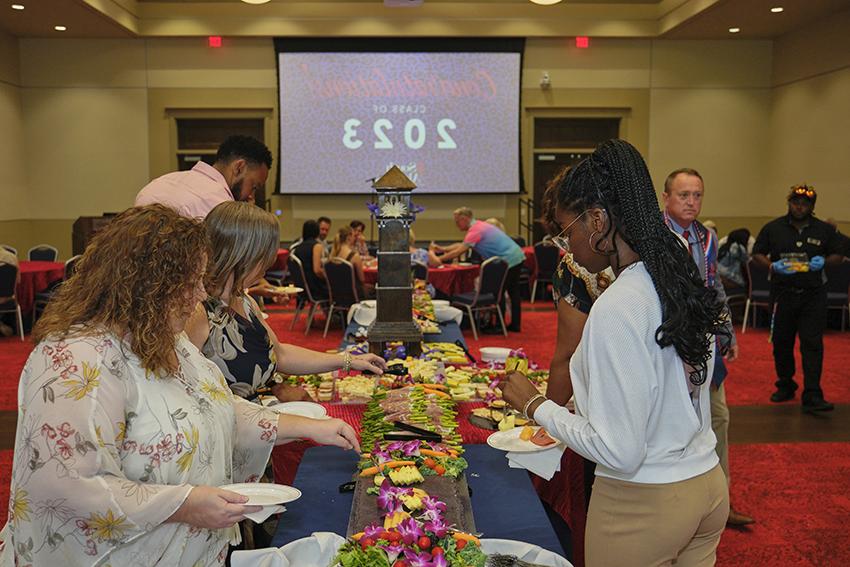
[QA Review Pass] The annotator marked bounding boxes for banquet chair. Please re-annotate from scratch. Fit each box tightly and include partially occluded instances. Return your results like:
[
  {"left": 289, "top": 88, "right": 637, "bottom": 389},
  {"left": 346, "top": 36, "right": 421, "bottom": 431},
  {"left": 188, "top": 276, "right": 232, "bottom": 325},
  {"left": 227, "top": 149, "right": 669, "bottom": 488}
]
[
  {"left": 0, "top": 262, "right": 24, "bottom": 340},
  {"left": 33, "top": 255, "right": 82, "bottom": 323},
  {"left": 531, "top": 241, "right": 561, "bottom": 303},
  {"left": 288, "top": 255, "right": 329, "bottom": 336},
  {"left": 323, "top": 258, "right": 360, "bottom": 338},
  {"left": 411, "top": 260, "right": 429, "bottom": 282},
  {"left": 825, "top": 259, "right": 850, "bottom": 331},
  {"left": 1, "top": 245, "right": 17, "bottom": 257},
  {"left": 742, "top": 259, "right": 771, "bottom": 333},
  {"left": 450, "top": 257, "right": 508, "bottom": 340},
  {"left": 27, "top": 244, "right": 59, "bottom": 262}
]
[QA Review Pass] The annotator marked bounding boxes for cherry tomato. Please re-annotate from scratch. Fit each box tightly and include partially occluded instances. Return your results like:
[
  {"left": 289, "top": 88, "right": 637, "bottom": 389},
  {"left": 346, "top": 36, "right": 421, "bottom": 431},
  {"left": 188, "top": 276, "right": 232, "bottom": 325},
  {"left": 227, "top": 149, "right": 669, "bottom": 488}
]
[
  {"left": 434, "top": 464, "right": 446, "bottom": 475},
  {"left": 360, "top": 537, "right": 375, "bottom": 550},
  {"left": 384, "top": 530, "right": 402, "bottom": 543},
  {"left": 455, "top": 538, "right": 467, "bottom": 550},
  {"left": 431, "top": 546, "right": 444, "bottom": 555},
  {"left": 418, "top": 536, "right": 431, "bottom": 550},
  {"left": 392, "top": 561, "right": 408, "bottom": 567}
]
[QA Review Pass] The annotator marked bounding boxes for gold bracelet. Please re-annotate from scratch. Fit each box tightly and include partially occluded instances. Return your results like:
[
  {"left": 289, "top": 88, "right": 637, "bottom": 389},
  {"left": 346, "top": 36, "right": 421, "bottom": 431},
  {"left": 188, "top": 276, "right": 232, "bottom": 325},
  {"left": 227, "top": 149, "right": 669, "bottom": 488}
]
[
  {"left": 342, "top": 350, "right": 352, "bottom": 373},
  {"left": 522, "top": 393, "right": 547, "bottom": 421}
]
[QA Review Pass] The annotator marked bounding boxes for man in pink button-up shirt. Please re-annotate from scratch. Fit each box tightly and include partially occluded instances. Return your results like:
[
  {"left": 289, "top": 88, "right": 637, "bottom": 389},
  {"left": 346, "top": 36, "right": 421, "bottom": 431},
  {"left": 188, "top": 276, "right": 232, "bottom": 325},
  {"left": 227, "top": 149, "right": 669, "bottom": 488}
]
[{"left": 135, "top": 135, "right": 272, "bottom": 219}]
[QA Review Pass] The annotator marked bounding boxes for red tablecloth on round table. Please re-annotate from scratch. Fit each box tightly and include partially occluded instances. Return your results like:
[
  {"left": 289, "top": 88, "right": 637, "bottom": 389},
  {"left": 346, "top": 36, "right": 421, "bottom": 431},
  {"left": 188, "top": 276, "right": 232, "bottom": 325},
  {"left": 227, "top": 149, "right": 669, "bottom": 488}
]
[
  {"left": 523, "top": 245, "right": 565, "bottom": 281},
  {"left": 17, "top": 261, "right": 64, "bottom": 314},
  {"left": 270, "top": 248, "right": 289, "bottom": 272},
  {"left": 363, "top": 264, "right": 480, "bottom": 296}
]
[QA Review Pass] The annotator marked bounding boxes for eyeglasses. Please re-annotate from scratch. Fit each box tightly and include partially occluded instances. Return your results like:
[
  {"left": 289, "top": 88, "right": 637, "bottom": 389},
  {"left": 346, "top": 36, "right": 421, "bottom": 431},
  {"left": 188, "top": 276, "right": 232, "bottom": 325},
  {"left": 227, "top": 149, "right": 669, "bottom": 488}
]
[
  {"left": 792, "top": 185, "right": 815, "bottom": 198},
  {"left": 552, "top": 210, "right": 589, "bottom": 252}
]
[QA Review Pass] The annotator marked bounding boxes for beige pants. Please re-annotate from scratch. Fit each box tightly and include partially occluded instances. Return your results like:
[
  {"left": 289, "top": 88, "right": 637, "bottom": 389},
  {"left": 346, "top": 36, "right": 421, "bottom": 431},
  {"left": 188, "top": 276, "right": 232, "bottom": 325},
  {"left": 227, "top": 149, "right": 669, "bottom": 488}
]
[
  {"left": 585, "top": 465, "right": 729, "bottom": 567},
  {"left": 710, "top": 383, "right": 730, "bottom": 483}
]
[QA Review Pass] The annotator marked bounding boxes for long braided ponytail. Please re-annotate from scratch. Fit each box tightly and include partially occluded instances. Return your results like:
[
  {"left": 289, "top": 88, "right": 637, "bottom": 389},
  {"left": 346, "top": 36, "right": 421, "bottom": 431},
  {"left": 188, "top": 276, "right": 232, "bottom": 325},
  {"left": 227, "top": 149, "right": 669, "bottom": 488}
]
[{"left": 556, "top": 140, "right": 728, "bottom": 385}]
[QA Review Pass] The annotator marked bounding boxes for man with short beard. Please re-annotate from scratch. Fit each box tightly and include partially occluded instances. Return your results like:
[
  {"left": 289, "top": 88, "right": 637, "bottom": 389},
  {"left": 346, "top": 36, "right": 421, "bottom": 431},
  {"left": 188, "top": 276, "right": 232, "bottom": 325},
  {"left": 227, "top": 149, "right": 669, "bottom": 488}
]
[
  {"left": 135, "top": 135, "right": 271, "bottom": 219},
  {"left": 752, "top": 185, "right": 844, "bottom": 412}
]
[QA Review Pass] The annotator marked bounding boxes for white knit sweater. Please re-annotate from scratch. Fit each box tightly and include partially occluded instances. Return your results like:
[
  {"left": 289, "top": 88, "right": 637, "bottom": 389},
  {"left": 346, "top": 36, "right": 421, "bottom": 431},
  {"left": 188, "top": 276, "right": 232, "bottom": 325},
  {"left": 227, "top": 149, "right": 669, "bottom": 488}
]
[{"left": 534, "top": 262, "right": 719, "bottom": 484}]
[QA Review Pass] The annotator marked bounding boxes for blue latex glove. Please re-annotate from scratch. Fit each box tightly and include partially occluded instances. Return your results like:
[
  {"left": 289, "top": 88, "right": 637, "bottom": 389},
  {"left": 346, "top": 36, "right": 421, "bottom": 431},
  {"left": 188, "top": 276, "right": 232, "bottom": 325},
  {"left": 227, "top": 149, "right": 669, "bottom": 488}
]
[
  {"left": 772, "top": 259, "right": 795, "bottom": 275},
  {"left": 809, "top": 255, "right": 825, "bottom": 271}
]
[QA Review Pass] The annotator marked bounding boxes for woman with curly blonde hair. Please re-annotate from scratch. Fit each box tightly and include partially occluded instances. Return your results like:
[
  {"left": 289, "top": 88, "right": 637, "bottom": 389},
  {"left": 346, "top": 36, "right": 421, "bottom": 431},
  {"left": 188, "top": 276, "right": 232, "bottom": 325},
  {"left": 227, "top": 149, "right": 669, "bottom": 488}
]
[{"left": 1, "top": 205, "right": 362, "bottom": 566}]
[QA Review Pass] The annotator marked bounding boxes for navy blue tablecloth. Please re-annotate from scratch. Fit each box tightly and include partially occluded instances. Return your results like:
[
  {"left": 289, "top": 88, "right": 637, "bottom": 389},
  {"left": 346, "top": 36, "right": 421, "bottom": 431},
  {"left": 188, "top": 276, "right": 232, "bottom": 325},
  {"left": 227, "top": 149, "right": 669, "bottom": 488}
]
[
  {"left": 340, "top": 320, "right": 467, "bottom": 350},
  {"left": 272, "top": 444, "right": 565, "bottom": 556}
]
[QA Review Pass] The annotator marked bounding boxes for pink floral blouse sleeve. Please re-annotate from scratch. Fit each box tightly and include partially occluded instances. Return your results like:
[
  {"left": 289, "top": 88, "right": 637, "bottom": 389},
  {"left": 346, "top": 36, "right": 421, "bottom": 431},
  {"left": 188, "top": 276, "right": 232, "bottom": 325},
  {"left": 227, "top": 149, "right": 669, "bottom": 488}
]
[
  {"left": 1, "top": 336, "right": 192, "bottom": 564},
  {"left": 230, "top": 397, "right": 278, "bottom": 483}
]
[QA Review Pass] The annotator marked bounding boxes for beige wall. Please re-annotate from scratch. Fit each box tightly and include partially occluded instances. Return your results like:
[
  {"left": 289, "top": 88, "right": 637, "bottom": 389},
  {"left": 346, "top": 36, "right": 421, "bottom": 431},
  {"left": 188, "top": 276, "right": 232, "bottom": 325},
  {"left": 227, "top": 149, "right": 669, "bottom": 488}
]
[
  {"left": 768, "top": 10, "right": 850, "bottom": 225},
  {"left": 1, "top": 25, "right": 847, "bottom": 256}
]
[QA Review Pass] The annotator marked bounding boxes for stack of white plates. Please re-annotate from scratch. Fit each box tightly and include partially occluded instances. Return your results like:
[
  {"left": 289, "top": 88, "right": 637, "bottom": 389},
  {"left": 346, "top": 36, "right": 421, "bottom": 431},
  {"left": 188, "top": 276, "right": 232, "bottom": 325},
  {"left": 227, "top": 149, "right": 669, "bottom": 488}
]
[{"left": 479, "top": 347, "right": 512, "bottom": 363}]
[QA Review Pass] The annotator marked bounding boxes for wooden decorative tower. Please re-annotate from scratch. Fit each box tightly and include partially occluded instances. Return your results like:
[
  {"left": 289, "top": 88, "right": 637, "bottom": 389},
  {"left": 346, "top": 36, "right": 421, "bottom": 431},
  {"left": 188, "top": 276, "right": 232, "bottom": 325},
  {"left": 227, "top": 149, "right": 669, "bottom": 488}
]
[{"left": 368, "top": 165, "right": 422, "bottom": 356}]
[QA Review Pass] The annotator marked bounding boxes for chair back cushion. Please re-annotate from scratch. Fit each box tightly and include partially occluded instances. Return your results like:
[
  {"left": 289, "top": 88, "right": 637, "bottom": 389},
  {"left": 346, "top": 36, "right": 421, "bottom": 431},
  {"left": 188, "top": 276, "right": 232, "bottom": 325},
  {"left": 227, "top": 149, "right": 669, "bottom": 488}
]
[
  {"left": 411, "top": 261, "right": 429, "bottom": 281},
  {"left": 325, "top": 259, "right": 359, "bottom": 306},
  {"left": 0, "top": 263, "right": 18, "bottom": 297},
  {"left": 29, "top": 245, "right": 58, "bottom": 262},
  {"left": 533, "top": 242, "right": 561, "bottom": 279},
  {"left": 479, "top": 257, "right": 508, "bottom": 299},
  {"left": 825, "top": 260, "right": 850, "bottom": 297},
  {"left": 288, "top": 255, "right": 318, "bottom": 303},
  {"left": 746, "top": 259, "right": 770, "bottom": 297}
]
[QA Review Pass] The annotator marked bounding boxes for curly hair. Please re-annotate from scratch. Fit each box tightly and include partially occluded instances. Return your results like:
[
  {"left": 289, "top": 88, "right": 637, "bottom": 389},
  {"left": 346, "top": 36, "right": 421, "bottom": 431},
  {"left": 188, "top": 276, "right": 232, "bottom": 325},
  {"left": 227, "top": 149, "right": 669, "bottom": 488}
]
[
  {"left": 204, "top": 201, "right": 280, "bottom": 301},
  {"left": 33, "top": 205, "right": 209, "bottom": 376},
  {"left": 539, "top": 166, "right": 571, "bottom": 236},
  {"left": 555, "top": 139, "right": 728, "bottom": 385}
]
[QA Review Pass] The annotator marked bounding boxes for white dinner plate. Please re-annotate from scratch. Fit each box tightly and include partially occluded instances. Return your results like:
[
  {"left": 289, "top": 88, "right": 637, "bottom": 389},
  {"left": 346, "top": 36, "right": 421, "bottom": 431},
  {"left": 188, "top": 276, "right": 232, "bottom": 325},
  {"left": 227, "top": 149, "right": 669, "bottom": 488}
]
[
  {"left": 486, "top": 427, "right": 560, "bottom": 453},
  {"left": 274, "top": 286, "right": 303, "bottom": 294},
  {"left": 457, "top": 262, "right": 473, "bottom": 266},
  {"left": 221, "top": 483, "right": 302, "bottom": 506},
  {"left": 431, "top": 300, "right": 450, "bottom": 307},
  {"left": 270, "top": 401, "right": 328, "bottom": 419}
]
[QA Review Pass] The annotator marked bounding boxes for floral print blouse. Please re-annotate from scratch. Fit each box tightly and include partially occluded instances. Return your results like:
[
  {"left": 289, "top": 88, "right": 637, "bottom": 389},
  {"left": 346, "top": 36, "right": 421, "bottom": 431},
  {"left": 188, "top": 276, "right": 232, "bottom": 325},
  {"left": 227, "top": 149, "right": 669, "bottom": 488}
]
[{"left": 0, "top": 331, "right": 279, "bottom": 566}]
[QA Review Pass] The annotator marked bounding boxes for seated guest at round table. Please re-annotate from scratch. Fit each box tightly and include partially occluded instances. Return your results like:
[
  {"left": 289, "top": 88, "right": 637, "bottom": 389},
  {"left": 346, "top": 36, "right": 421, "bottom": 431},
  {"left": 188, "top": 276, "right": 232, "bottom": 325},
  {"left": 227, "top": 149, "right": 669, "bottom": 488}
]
[
  {"left": 409, "top": 229, "right": 442, "bottom": 268},
  {"left": 501, "top": 140, "right": 730, "bottom": 567},
  {"left": 0, "top": 204, "right": 363, "bottom": 566},
  {"left": 717, "top": 228, "right": 750, "bottom": 293},
  {"left": 187, "top": 202, "right": 386, "bottom": 403},
  {"left": 349, "top": 219, "right": 372, "bottom": 260},
  {"left": 291, "top": 219, "right": 328, "bottom": 299},
  {"left": 329, "top": 225, "right": 371, "bottom": 298},
  {"left": 434, "top": 207, "right": 525, "bottom": 332}
]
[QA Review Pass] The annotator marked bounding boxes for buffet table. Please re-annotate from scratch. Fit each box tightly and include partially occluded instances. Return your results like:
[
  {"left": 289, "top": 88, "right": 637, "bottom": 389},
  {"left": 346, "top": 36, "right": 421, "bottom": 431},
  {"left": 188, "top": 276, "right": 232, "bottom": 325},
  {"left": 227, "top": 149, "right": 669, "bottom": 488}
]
[
  {"left": 363, "top": 264, "right": 480, "bottom": 297},
  {"left": 272, "top": 444, "right": 565, "bottom": 556}
]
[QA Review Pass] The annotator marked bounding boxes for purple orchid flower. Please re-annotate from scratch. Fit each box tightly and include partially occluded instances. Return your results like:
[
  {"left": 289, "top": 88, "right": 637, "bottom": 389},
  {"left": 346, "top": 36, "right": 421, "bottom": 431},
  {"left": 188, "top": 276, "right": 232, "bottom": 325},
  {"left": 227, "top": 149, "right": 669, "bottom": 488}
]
[
  {"left": 363, "top": 523, "right": 384, "bottom": 540},
  {"left": 372, "top": 443, "right": 393, "bottom": 464},
  {"left": 397, "top": 516, "right": 424, "bottom": 546},
  {"left": 410, "top": 202, "right": 425, "bottom": 214},
  {"left": 378, "top": 543, "right": 406, "bottom": 563},
  {"left": 378, "top": 479, "right": 413, "bottom": 515},
  {"left": 431, "top": 552, "right": 448, "bottom": 567},
  {"left": 400, "top": 439, "right": 421, "bottom": 457},
  {"left": 423, "top": 516, "right": 449, "bottom": 538},
  {"left": 367, "top": 202, "right": 380, "bottom": 216},
  {"left": 403, "top": 549, "right": 434, "bottom": 567}
]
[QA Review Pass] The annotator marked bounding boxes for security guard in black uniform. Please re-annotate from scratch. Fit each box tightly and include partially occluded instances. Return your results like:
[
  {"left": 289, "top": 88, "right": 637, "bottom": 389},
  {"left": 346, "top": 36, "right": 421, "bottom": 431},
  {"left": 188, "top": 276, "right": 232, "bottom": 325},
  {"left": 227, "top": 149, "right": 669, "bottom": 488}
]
[{"left": 752, "top": 185, "right": 844, "bottom": 412}]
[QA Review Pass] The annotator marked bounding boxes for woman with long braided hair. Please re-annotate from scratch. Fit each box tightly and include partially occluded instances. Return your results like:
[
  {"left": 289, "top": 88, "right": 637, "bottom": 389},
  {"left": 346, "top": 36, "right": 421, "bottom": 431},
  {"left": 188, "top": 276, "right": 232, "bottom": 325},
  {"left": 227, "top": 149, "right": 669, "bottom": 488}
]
[{"left": 502, "top": 140, "right": 730, "bottom": 566}]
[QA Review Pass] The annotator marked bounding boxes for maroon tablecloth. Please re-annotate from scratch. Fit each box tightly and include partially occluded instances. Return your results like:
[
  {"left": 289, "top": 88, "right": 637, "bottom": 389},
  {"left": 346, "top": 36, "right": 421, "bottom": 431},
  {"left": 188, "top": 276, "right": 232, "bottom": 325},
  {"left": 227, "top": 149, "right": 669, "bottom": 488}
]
[
  {"left": 270, "top": 248, "right": 289, "bottom": 272},
  {"left": 17, "top": 261, "right": 64, "bottom": 314},
  {"left": 364, "top": 264, "right": 480, "bottom": 296}
]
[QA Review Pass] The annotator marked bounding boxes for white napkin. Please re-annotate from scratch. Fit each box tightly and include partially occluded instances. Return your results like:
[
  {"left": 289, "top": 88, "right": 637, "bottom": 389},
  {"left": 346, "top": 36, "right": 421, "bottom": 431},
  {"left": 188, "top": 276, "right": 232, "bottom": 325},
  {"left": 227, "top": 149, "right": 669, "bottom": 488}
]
[
  {"left": 434, "top": 305, "right": 463, "bottom": 325},
  {"left": 506, "top": 445, "right": 565, "bottom": 481},
  {"left": 347, "top": 303, "right": 376, "bottom": 326},
  {"left": 231, "top": 532, "right": 346, "bottom": 567},
  {"left": 244, "top": 505, "right": 286, "bottom": 524}
]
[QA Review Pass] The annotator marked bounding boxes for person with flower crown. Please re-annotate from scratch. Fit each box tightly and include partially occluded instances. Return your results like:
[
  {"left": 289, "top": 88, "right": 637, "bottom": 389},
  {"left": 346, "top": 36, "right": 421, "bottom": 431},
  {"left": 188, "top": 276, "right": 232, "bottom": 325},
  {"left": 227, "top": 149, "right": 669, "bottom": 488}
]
[{"left": 752, "top": 184, "right": 844, "bottom": 413}]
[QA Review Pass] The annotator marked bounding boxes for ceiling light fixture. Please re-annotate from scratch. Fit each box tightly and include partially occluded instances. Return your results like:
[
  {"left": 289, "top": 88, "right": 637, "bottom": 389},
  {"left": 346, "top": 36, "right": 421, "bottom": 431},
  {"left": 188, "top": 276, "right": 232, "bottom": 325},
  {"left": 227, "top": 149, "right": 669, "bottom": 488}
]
[
  {"left": 54, "top": 25, "right": 67, "bottom": 31},
  {"left": 240, "top": 0, "right": 272, "bottom": 4},
  {"left": 11, "top": 4, "right": 24, "bottom": 10},
  {"left": 728, "top": 27, "right": 741, "bottom": 33},
  {"left": 529, "top": 0, "right": 562, "bottom": 5},
  {"left": 770, "top": 7, "right": 784, "bottom": 13}
]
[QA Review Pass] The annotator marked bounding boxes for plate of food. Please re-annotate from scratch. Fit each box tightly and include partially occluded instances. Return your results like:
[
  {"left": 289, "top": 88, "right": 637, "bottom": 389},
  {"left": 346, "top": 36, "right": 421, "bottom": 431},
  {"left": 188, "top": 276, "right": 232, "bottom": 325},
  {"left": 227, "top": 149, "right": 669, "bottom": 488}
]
[
  {"left": 220, "top": 482, "right": 301, "bottom": 505},
  {"left": 487, "top": 426, "right": 559, "bottom": 453},
  {"left": 274, "top": 285, "right": 303, "bottom": 295},
  {"left": 269, "top": 401, "right": 328, "bottom": 419}
]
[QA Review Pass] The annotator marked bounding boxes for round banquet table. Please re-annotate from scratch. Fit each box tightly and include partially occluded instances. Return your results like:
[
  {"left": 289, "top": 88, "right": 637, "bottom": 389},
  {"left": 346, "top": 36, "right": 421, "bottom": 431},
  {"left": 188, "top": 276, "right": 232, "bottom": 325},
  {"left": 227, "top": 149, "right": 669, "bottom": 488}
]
[
  {"left": 17, "top": 261, "right": 65, "bottom": 314},
  {"left": 363, "top": 263, "right": 479, "bottom": 296},
  {"left": 270, "top": 248, "right": 290, "bottom": 272}
]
